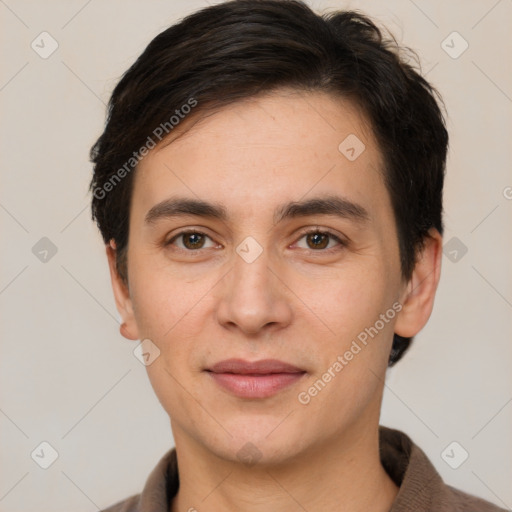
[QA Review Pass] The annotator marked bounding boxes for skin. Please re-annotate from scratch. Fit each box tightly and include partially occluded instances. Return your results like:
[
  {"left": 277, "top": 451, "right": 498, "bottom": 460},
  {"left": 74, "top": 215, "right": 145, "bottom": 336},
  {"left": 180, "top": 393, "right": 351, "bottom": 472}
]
[{"left": 107, "top": 89, "right": 442, "bottom": 512}]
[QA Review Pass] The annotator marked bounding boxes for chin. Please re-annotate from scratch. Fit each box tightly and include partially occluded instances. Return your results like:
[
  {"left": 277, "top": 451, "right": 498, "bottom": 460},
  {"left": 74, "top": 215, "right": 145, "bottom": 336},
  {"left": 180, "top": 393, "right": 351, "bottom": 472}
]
[{"left": 205, "top": 416, "right": 309, "bottom": 466}]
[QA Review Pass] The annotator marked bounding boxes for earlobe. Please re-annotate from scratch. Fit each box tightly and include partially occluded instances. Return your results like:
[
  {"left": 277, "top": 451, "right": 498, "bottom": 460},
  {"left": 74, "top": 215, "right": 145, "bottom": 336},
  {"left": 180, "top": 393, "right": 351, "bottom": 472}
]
[
  {"left": 106, "top": 240, "right": 140, "bottom": 341},
  {"left": 394, "top": 229, "right": 442, "bottom": 338}
]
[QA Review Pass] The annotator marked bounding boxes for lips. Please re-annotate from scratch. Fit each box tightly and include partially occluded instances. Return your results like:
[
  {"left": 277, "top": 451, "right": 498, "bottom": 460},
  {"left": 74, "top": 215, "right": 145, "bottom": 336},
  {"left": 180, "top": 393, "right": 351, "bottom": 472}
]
[
  {"left": 206, "top": 358, "right": 306, "bottom": 398},
  {"left": 208, "top": 358, "right": 304, "bottom": 375}
]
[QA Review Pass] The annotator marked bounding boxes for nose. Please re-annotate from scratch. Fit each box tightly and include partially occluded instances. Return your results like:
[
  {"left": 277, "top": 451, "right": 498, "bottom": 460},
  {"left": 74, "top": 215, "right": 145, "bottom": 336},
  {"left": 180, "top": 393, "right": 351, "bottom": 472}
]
[{"left": 215, "top": 245, "right": 293, "bottom": 336}]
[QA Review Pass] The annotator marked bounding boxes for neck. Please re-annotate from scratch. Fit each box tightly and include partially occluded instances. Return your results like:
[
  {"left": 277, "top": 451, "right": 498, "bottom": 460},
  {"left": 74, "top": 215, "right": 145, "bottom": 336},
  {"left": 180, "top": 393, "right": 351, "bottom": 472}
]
[{"left": 170, "top": 422, "right": 398, "bottom": 512}]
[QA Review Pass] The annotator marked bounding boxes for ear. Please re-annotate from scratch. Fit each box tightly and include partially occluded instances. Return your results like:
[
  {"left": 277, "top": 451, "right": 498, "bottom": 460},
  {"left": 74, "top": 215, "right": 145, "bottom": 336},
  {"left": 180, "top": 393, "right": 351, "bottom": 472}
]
[
  {"left": 106, "top": 240, "right": 140, "bottom": 341},
  {"left": 394, "top": 228, "right": 442, "bottom": 338}
]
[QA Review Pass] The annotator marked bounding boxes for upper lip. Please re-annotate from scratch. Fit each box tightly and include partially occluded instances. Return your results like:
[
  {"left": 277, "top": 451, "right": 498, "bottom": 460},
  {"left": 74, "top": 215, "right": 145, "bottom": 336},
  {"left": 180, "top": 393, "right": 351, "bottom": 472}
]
[{"left": 207, "top": 358, "right": 305, "bottom": 374}]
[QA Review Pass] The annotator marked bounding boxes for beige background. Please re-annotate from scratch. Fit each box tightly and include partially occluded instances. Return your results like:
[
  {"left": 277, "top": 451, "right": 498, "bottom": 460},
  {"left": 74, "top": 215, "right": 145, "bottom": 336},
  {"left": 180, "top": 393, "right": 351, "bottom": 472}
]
[{"left": 1, "top": 0, "right": 511, "bottom": 510}]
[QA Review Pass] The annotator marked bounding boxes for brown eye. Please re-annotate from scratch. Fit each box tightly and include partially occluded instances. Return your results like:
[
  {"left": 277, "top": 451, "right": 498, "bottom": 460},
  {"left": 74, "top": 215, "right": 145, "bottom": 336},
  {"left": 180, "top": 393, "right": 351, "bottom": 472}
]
[
  {"left": 305, "top": 232, "right": 329, "bottom": 250},
  {"left": 294, "top": 229, "right": 345, "bottom": 252},
  {"left": 182, "top": 232, "right": 205, "bottom": 249},
  {"left": 167, "top": 231, "right": 216, "bottom": 251}
]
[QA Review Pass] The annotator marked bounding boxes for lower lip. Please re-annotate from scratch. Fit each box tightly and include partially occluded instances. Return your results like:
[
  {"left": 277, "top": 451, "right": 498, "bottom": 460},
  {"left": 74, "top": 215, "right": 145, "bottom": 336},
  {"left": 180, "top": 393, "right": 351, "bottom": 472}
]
[{"left": 207, "top": 372, "right": 306, "bottom": 398}]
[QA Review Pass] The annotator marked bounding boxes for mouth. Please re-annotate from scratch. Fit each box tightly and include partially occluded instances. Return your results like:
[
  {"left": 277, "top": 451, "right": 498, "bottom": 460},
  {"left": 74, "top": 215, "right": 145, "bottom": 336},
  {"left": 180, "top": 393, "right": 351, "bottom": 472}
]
[{"left": 205, "top": 358, "right": 307, "bottom": 399}]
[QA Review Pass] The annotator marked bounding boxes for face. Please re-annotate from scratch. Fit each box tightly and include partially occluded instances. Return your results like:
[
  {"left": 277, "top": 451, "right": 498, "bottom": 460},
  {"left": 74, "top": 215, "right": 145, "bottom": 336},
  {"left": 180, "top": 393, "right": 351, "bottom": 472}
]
[{"left": 109, "top": 89, "right": 440, "bottom": 464}]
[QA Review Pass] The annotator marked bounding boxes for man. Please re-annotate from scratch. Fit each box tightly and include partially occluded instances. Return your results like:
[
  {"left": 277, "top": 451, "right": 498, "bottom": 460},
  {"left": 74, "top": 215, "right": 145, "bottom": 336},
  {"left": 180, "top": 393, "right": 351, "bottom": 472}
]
[{"left": 90, "top": 1, "right": 506, "bottom": 510}]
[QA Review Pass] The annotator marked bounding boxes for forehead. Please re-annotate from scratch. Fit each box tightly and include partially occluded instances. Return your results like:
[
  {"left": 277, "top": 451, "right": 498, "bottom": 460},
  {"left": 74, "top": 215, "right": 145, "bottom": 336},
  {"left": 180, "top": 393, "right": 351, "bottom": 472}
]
[
  {"left": 133, "top": 89, "right": 388, "bottom": 222},
  {"left": 157, "top": 90, "right": 375, "bottom": 159}
]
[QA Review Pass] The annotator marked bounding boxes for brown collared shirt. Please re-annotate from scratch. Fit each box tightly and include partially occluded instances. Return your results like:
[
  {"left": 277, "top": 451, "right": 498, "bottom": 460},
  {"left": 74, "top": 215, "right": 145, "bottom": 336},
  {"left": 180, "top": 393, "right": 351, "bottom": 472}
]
[{"left": 101, "top": 427, "right": 507, "bottom": 512}]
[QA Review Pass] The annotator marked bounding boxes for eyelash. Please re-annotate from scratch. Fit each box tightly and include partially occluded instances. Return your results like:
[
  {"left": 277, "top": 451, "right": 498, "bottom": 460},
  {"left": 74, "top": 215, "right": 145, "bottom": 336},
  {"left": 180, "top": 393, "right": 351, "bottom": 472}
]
[{"left": 165, "top": 228, "right": 346, "bottom": 254}]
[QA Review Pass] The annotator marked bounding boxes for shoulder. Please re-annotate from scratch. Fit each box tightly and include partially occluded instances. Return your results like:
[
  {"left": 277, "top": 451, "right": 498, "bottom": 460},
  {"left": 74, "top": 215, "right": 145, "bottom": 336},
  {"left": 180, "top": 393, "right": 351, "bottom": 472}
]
[
  {"left": 99, "top": 448, "right": 178, "bottom": 512},
  {"left": 436, "top": 484, "right": 508, "bottom": 512},
  {"left": 379, "top": 426, "right": 508, "bottom": 512}
]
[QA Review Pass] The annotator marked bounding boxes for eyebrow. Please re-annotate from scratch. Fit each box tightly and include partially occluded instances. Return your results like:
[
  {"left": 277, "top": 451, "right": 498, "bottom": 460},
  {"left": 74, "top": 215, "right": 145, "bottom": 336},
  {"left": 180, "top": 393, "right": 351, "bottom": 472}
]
[
  {"left": 273, "top": 195, "right": 369, "bottom": 224},
  {"left": 144, "top": 195, "right": 369, "bottom": 225}
]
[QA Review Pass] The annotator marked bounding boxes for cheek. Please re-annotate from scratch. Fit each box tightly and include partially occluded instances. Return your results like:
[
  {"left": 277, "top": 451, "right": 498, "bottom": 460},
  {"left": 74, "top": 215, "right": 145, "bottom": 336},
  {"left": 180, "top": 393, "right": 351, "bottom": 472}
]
[
  {"left": 301, "top": 264, "right": 396, "bottom": 343},
  {"left": 128, "top": 258, "right": 219, "bottom": 382},
  {"left": 130, "top": 270, "right": 210, "bottom": 415},
  {"left": 128, "top": 250, "right": 199, "bottom": 335},
  {"left": 294, "top": 270, "right": 397, "bottom": 425}
]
